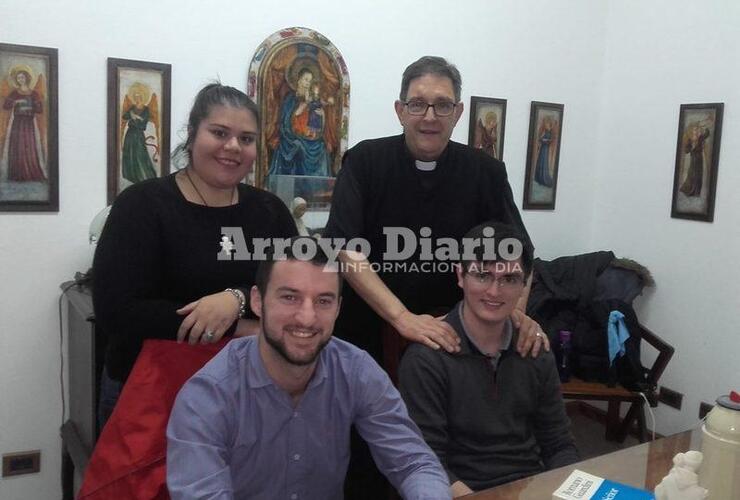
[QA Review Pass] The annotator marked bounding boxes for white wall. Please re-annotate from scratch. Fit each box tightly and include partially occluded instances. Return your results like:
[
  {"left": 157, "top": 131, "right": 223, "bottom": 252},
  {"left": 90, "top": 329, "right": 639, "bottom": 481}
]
[
  {"left": 4, "top": 0, "right": 734, "bottom": 497},
  {"left": 590, "top": 0, "right": 740, "bottom": 435}
]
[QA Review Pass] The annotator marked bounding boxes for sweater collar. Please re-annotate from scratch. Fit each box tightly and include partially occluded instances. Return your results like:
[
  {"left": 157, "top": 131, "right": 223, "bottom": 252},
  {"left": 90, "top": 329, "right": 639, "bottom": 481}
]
[{"left": 446, "top": 301, "right": 516, "bottom": 357}]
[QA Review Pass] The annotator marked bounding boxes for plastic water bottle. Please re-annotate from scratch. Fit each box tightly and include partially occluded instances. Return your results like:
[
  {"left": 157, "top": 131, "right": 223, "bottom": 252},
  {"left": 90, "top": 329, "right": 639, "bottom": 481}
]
[{"left": 558, "top": 330, "right": 572, "bottom": 382}]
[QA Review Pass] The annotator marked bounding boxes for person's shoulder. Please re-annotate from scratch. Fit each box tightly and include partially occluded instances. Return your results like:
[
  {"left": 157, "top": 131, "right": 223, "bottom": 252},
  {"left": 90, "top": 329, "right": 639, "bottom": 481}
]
[
  {"left": 449, "top": 140, "right": 507, "bottom": 172},
  {"left": 343, "top": 135, "right": 403, "bottom": 164},
  {"left": 321, "top": 338, "right": 395, "bottom": 384},
  {"left": 239, "top": 183, "right": 284, "bottom": 206},
  {"left": 348, "top": 134, "right": 403, "bottom": 154},
  {"left": 116, "top": 174, "right": 173, "bottom": 201},
  {"left": 109, "top": 174, "right": 177, "bottom": 216},
  {"left": 238, "top": 185, "right": 293, "bottom": 217},
  {"left": 322, "top": 337, "right": 374, "bottom": 368},
  {"left": 508, "top": 338, "right": 556, "bottom": 370},
  {"left": 402, "top": 341, "right": 447, "bottom": 368},
  {"left": 195, "top": 337, "right": 255, "bottom": 385}
]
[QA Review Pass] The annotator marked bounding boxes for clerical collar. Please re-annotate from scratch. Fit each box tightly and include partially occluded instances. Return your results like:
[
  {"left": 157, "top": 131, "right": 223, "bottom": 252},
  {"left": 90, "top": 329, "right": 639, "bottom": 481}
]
[{"left": 415, "top": 159, "right": 437, "bottom": 171}]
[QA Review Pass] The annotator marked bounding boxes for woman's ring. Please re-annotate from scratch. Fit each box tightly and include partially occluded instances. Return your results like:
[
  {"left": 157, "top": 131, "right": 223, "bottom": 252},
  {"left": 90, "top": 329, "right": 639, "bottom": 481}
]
[
  {"left": 204, "top": 331, "right": 215, "bottom": 342},
  {"left": 535, "top": 331, "right": 543, "bottom": 338}
]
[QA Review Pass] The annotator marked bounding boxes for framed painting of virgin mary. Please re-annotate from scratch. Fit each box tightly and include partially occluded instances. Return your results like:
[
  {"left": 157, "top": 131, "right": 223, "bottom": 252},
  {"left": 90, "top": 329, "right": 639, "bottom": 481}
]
[
  {"left": 0, "top": 42, "right": 58, "bottom": 212},
  {"left": 523, "top": 101, "right": 564, "bottom": 210},
  {"left": 248, "top": 27, "right": 350, "bottom": 216}
]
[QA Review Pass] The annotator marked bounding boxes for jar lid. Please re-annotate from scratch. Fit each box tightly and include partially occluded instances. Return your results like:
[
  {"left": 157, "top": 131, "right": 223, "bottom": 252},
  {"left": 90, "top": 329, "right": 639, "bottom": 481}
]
[{"left": 716, "top": 392, "right": 740, "bottom": 411}]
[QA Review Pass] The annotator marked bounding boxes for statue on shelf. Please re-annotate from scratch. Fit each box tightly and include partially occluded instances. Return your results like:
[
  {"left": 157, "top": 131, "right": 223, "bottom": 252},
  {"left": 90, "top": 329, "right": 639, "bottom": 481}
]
[{"left": 290, "top": 196, "right": 309, "bottom": 236}]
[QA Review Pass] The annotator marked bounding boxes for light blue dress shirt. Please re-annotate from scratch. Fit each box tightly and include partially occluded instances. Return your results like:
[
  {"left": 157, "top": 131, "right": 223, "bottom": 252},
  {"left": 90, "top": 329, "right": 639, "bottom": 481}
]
[{"left": 167, "top": 336, "right": 451, "bottom": 500}]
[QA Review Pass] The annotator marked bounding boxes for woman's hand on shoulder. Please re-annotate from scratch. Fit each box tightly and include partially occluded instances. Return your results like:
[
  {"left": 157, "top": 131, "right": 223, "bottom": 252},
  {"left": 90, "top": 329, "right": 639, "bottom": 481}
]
[{"left": 176, "top": 291, "right": 241, "bottom": 344}]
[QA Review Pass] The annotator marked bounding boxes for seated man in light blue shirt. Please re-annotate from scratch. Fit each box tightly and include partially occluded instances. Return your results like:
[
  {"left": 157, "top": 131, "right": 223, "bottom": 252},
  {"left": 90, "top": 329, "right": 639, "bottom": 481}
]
[{"left": 167, "top": 237, "right": 451, "bottom": 500}]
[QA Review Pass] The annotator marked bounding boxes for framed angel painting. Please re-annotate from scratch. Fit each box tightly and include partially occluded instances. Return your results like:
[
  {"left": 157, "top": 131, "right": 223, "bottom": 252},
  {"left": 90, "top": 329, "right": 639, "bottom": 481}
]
[
  {"left": 0, "top": 43, "right": 58, "bottom": 211},
  {"left": 107, "top": 58, "right": 170, "bottom": 204},
  {"left": 523, "top": 101, "right": 564, "bottom": 210},
  {"left": 468, "top": 96, "right": 506, "bottom": 161}
]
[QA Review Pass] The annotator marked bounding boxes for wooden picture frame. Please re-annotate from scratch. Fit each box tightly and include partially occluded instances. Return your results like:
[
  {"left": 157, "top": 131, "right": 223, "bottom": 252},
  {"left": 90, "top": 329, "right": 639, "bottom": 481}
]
[
  {"left": 523, "top": 101, "right": 564, "bottom": 210},
  {"left": 670, "top": 103, "right": 723, "bottom": 222},
  {"left": 0, "top": 42, "right": 58, "bottom": 212},
  {"left": 107, "top": 57, "right": 171, "bottom": 204},
  {"left": 468, "top": 96, "right": 506, "bottom": 161}
]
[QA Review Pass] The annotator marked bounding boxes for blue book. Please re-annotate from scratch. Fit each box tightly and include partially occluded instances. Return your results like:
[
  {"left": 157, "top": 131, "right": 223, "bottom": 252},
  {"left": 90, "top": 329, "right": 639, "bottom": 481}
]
[{"left": 553, "top": 470, "right": 655, "bottom": 499}]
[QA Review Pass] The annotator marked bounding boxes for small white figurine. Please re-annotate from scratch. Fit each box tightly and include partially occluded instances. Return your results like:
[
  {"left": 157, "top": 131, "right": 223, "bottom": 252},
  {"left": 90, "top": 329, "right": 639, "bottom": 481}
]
[
  {"left": 291, "top": 197, "right": 310, "bottom": 236},
  {"left": 655, "top": 451, "right": 708, "bottom": 500},
  {"left": 219, "top": 235, "right": 235, "bottom": 255}
]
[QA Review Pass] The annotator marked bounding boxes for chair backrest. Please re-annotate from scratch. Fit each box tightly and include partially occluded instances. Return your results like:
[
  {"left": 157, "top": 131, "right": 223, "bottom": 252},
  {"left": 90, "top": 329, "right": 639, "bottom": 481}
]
[
  {"left": 639, "top": 324, "right": 674, "bottom": 404},
  {"left": 381, "top": 322, "right": 410, "bottom": 386}
]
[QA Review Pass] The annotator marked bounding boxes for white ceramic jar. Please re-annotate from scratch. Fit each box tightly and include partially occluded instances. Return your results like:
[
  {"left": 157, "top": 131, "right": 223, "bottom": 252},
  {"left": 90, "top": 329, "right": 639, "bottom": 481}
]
[{"left": 699, "top": 392, "right": 740, "bottom": 499}]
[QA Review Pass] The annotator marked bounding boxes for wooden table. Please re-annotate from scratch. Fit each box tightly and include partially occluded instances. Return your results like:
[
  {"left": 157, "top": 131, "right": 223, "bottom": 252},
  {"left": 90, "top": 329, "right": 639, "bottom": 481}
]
[{"left": 464, "top": 428, "right": 701, "bottom": 499}]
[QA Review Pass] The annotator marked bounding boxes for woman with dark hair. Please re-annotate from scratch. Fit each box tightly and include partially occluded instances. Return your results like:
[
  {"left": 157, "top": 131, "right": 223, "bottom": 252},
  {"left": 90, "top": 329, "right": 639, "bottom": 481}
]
[{"left": 93, "top": 83, "right": 297, "bottom": 426}]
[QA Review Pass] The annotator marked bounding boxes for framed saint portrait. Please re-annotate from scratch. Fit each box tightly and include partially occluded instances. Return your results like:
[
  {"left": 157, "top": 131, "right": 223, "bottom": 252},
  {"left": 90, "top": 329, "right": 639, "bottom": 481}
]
[
  {"left": 0, "top": 42, "right": 58, "bottom": 212},
  {"left": 468, "top": 96, "right": 507, "bottom": 161},
  {"left": 523, "top": 101, "right": 564, "bottom": 210},
  {"left": 670, "top": 103, "right": 723, "bottom": 222},
  {"left": 107, "top": 58, "right": 171, "bottom": 204},
  {"left": 248, "top": 27, "right": 349, "bottom": 216}
]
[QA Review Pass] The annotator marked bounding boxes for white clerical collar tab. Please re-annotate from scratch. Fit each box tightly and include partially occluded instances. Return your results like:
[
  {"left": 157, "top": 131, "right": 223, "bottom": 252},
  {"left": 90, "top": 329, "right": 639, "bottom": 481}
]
[{"left": 415, "top": 160, "right": 437, "bottom": 171}]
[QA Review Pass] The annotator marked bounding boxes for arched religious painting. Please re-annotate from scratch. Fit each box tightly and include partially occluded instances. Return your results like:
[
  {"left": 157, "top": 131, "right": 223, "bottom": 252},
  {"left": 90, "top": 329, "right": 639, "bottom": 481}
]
[{"left": 248, "top": 27, "right": 349, "bottom": 213}]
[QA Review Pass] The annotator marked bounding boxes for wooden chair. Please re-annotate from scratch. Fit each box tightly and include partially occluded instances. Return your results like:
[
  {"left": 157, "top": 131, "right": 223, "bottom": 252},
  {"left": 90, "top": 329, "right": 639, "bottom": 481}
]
[
  {"left": 381, "top": 322, "right": 411, "bottom": 386},
  {"left": 561, "top": 324, "right": 674, "bottom": 443}
]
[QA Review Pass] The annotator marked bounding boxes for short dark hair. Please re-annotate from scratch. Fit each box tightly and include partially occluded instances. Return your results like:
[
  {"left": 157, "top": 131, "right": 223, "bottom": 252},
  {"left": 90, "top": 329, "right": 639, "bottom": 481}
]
[
  {"left": 255, "top": 237, "right": 343, "bottom": 295},
  {"left": 399, "top": 56, "right": 462, "bottom": 102},
  {"left": 459, "top": 221, "right": 533, "bottom": 278},
  {"left": 183, "top": 83, "right": 259, "bottom": 162}
]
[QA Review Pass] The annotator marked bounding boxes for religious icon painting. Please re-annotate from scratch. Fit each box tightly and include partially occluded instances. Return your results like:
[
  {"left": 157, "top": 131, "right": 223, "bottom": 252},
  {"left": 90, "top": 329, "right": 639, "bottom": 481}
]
[
  {"left": 523, "top": 101, "right": 564, "bottom": 210},
  {"left": 0, "top": 43, "right": 58, "bottom": 212},
  {"left": 670, "top": 103, "right": 723, "bottom": 222},
  {"left": 248, "top": 27, "right": 349, "bottom": 214},
  {"left": 107, "top": 58, "right": 171, "bottom": 204},
  {"left": 468, "top": 96, "right": 507, "bottom": 161}
]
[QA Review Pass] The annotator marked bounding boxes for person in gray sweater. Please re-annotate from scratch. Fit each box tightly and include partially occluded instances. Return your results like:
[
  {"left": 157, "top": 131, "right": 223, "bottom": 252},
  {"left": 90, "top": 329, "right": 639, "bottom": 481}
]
[{"left": 399, "top": 221, "right": 579, "bottom": 497}]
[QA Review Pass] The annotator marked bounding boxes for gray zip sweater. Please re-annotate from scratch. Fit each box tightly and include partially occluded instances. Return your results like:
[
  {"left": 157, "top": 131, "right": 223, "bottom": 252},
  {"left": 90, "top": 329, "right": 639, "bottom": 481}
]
[{"left": 398, "top": 302, "right": 579, "bottom": 490}]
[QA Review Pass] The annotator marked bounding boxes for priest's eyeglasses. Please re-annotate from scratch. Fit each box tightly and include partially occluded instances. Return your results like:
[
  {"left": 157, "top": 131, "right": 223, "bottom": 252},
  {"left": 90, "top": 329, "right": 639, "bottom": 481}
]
[{"left": 403, "top": 99, "right": 457, "bottom": 117}]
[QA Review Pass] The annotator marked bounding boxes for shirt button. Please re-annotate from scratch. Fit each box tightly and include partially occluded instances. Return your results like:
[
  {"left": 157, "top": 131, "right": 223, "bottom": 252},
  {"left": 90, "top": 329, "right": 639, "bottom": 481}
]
[
  {"left": 293, "top": 411, "right": 298, "bottom": 418},
  {"left": 293, "top": 453, "right": 301, "bottom": 461},
  {"left": 290, "top": 494, "right": 298, "bottom": 500}
]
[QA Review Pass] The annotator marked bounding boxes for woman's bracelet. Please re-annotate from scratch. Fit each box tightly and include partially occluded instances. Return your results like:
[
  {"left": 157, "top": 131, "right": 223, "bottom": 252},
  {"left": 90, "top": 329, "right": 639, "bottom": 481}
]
[{"left": 225, "top": 288, "right": 246, "bottom": 318}]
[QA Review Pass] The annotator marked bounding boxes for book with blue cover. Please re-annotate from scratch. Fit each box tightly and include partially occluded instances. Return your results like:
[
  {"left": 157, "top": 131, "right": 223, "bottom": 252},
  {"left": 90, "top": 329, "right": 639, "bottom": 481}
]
[{"left": 553, "top": 470, "right": 655, "bottom": 499}]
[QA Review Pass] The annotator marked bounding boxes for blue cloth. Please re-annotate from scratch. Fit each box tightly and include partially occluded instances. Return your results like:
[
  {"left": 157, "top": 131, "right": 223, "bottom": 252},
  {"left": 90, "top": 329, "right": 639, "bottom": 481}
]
[
  {"left": 167, "top": 336, "right": 450, "bottom": 500},
  {"left": 607, "top": 310, "right": 630, "bottom": 366},
  {"left": 268, "top": 92, "right": 330, "bottom": 177}
]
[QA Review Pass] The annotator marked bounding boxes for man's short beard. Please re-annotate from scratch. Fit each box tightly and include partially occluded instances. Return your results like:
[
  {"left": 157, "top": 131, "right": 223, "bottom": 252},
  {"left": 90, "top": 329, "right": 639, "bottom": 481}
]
[{"left": 261, "top": 304, "right": 330, "bottom": 366}]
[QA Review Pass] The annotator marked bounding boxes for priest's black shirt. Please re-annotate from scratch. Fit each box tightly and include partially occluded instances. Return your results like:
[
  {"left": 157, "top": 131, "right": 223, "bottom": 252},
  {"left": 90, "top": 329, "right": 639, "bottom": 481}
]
[{"left": 324, "top": 134, "right": 531, "bottom": 360}]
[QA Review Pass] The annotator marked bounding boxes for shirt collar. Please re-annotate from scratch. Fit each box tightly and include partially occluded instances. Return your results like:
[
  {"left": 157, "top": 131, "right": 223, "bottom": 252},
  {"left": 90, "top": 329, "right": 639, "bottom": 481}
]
[
  {"left": 247, "top": 336, "right": 329, "bottom": 389},
  {"left": 452, "top": 302, "right": 513, "bottom": 357}
]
